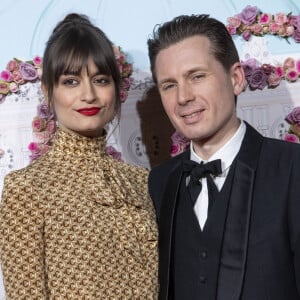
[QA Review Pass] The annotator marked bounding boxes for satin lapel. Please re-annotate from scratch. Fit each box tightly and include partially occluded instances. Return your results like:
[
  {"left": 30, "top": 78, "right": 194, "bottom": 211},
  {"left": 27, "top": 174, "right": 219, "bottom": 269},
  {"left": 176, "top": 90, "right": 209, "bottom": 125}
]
[
  {"left": 159, "top": 151, "right": 189, "bottom": 300},
  {"left": 217, "top": 123, "right": 263, "bottom": 300}
]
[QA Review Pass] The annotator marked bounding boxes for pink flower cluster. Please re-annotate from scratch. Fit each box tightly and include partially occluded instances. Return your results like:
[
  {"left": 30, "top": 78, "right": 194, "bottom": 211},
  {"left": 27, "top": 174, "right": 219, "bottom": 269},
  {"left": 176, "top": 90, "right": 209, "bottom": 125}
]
[
  {"left": 227, "top": 5, "right": 300, "bottom": 43},
  {"left": 170, "top": 131, "right": 190, "bottom": 157},
  {"left": 28, "top": 101, "right": 56, "bottom": 162},
  {"left": 113, "top": 46, "right": 133, "bottom": 102},
  {"left": 0, "top": 56, "right": 42, "bottom": 102},
  {"left": 242, "top": 57, "right": 300, "bottom": 90},
  {"left": 283, "top": 106, "right": 300, "bottom": 144}
]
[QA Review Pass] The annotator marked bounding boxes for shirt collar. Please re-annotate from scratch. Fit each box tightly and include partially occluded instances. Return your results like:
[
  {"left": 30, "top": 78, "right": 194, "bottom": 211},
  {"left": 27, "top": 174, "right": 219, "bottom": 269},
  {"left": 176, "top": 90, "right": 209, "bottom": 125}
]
[{"left": 190, "top": 120, "right": 246, "bottom": 176}]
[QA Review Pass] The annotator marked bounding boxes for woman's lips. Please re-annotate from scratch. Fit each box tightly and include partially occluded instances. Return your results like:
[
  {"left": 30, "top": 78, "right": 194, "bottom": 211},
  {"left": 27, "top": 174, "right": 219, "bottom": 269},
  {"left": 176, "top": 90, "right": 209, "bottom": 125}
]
[{"left": 76, "top": 107, "right": 100, "bottom": 116}]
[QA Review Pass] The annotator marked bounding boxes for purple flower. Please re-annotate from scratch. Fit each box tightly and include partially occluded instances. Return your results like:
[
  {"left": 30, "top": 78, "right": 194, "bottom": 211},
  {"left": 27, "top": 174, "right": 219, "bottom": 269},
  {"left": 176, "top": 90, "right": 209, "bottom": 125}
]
[
  {"left": 105, "top": 145, "right": 123, "bottom": 161},
  {"left": 37, "top": 102, "right": 51, "bottom": 119},
  {"left": 242, "top": 59, "right": 257, "bottom": 78},
  {"left": 293, "top": 29, "right": 300, "bottom": 43},
  {"left": 242, "top": 30, "right": 252, "bottom": 41},
  {"left": 238, "top": 5, "right": 259, "bottom": 25},
  {"left": 285, "top": 106, "right": 300, "bottom": 125},
  {"left": 248, "top": 68, "right": 268, "bottom": 90},
  {"left": 19, "top": 62, "right": 38, "bottom": 81}
]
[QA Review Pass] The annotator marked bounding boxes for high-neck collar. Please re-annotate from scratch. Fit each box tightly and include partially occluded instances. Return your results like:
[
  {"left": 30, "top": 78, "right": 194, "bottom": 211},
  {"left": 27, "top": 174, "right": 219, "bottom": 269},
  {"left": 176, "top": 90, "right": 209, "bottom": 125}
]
[{"left": 51, "top": 127, "right": 107, "bottom": 158}]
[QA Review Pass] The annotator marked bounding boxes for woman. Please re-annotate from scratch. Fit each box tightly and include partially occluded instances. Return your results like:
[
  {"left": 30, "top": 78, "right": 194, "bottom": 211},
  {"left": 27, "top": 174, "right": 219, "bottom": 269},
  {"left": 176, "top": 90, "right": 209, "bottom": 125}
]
[{"left": 0, "top": 13, "right": 158, "bottom": 299}]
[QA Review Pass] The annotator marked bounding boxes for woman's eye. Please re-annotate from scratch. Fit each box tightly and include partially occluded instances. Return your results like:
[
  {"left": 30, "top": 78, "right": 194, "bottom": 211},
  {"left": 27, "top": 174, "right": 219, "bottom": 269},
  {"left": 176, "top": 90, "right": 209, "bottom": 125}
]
[
  {"left": 62, "top": 78, "right": 78, "bottom": 86},
  {"left": 94, "top": 77, "right": 110, "bottom": 85}
]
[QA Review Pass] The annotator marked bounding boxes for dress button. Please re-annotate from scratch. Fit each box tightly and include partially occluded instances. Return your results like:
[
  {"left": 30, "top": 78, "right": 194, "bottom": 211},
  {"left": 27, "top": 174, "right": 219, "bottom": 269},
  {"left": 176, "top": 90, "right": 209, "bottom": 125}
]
[
  {"left": 199, "top": 276, "right": 207, "bottom": 283},
  {"left": 200, "top": 251, "right": 207, "bottom": 259}
]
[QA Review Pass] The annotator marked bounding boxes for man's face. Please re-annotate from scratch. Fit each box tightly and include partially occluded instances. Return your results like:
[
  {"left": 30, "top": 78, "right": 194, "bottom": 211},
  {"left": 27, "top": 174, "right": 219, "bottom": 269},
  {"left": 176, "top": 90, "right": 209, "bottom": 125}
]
[{"left": 155, "top": 35, "right": 244, "bottom": 154}]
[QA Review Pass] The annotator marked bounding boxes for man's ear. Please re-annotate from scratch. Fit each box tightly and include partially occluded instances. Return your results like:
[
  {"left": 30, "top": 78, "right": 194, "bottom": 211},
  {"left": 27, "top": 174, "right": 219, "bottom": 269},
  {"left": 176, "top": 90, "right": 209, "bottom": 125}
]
[{"left": 230, "top": 62, "right": 246, "bottom": 96}]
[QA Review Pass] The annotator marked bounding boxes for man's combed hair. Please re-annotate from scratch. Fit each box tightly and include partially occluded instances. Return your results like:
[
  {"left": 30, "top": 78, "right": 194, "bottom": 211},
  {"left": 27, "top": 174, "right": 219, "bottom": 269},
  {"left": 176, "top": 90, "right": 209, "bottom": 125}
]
[{"left": 147, "top": 14, "right": 240, "bottom": 82}]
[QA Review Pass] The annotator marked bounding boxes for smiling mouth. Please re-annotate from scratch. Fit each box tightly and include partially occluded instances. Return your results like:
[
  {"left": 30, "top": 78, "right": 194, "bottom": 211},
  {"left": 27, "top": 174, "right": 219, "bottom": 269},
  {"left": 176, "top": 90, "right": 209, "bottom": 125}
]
[{"left": 76, "top": 108, "right": 100, "bottom": 116}]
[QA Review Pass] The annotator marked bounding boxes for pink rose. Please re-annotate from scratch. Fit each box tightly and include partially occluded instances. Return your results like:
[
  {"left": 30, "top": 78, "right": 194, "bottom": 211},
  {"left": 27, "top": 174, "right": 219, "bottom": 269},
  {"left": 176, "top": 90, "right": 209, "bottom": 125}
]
[
  {"left": 9, "top": 82, "right": 19, "bottom": 93},
  {"left": 259, "top": 13, "right": 272, "bottom": 25},
  {"left": 170, "top": 144, "right": 182, "bottom": 157},
  {"left": 0, "top": 81, "right": 10, "bottom": 94},
  {"left": 252, "top": 23, "right": 263, "bottom": 34},
  {"left": 238, "top": 5, "right": 259, "bottom": 25},
  {"left": 275, "top": 66, "right": 284, "bottom": 77},
  {"left": 32, "top": 116, "right": 46, "bottom": 132},
  {"left": 33, "top": 56, "right": 43, "bottom": 67},
  {"left": 267, "top": 72, "right": 282, "bottom": 87},
  {"left": 285, "top": 69, "right": 298, "bottom": 82},
  {"left": 285, "top": 106, "right": 300, "bottom": 125},
  {"left": 285, "top": 25, "right": 295, "bottom": 36},
  {"left": 0, "top": 70, "right": 13, "bottom": 82},
  {"left": 269, "top": 22, "right": 280, "bottom": 33},
  {"left": 274, "top": 12, "right": 288, "bottom": 26},
  {"left": 227, "top": 25, "right": 236, "bottom": 35},
  {"left": 283, "top": 57, "right": 295, "bottom": 71},
  {"left": 46, "top": 120, "right": 56, "bottom": 134},
  {"left": 12, "top": 70, "right": 24, "bottom": 84},
  {"left": 227, "top": 16, "right": 241, "bottom": 28},
  {"left": 28, "top": 142, "right": 39, "bottom": 152},
  {"left": 120, "top": 90, "right": 128, "bottom": 103},
  {"left": 6, "top": 60, "right": 19, "bottom": 72},
  {"left": 283, "top": 133, "right": 299, "bottom": 143},
  {"left": 295, "top": 60, "right": 300, "bottom": 73}
]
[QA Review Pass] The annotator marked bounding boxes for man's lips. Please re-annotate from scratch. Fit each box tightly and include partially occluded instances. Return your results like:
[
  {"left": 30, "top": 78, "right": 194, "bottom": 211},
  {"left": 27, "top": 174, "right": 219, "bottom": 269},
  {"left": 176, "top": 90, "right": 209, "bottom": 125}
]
[{"left": 76, "top": 107, "right": 100, "bottom": 116}]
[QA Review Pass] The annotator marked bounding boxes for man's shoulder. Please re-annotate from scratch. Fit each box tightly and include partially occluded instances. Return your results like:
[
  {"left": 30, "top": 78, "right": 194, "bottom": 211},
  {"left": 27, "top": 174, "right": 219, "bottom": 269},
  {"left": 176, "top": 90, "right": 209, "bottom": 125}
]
[{"left": 150, "top": 150, "right": 187, "bottom": 175}]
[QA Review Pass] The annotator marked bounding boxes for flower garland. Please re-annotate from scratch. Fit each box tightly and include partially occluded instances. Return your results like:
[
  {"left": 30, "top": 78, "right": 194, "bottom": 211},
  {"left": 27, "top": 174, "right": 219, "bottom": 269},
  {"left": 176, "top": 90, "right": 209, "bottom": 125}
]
[
  {"left": 283, "top": 106, "right": 300, "bottom": 143},
  {"left": 0, "top": 56, "right": 42, "bottom": 102},
  {"left": 226, "top": 5, "right": 300, "bottom": 43},
  {"left": 242, "top": 56, "right": 300, "bottom": 90},
  {"left": 0, "top": 46, "right": 133, "bottom": 162}
]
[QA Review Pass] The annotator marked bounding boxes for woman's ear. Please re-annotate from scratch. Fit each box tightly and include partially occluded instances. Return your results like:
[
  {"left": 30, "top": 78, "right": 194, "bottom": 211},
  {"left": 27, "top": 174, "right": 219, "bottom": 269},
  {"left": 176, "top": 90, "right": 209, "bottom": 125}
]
[{"left": 230, "top": 62, "right": 246, "bottom": 96}]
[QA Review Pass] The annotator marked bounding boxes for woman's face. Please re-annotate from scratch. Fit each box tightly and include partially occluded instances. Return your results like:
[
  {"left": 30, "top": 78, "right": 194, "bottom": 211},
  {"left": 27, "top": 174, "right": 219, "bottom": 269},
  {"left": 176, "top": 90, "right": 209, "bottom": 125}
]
[{"left": 49, "top": 58, "right": 116, "bottom": 137}]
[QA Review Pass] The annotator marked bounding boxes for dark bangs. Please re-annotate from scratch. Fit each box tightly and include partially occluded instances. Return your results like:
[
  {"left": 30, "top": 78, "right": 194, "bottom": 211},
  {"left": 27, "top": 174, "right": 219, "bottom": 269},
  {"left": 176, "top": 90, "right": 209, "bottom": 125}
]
[{"left": 42, "top": 25, "right": 121, "bottom": 102}]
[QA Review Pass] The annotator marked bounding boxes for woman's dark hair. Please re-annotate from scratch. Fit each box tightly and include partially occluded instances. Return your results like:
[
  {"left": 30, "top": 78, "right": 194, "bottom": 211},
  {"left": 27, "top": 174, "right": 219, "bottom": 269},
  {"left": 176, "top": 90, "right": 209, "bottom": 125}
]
[
  {"left": 147, "top": 14, "right": 240, "bottom": 83},
  {"left": 42, "top": 13, "right": 121, "bottom": 116}
]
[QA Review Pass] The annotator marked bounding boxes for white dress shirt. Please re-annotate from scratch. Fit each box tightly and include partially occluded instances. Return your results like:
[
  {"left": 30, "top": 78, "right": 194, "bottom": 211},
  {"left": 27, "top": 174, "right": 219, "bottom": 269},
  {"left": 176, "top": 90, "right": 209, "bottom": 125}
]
[{"left": 190, "top": 121, "right": 246, "bottom": 230}]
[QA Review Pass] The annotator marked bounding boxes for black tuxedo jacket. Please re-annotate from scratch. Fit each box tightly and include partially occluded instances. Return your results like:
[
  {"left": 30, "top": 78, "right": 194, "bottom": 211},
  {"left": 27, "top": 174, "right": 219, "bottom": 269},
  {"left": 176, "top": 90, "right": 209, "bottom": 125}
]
[{"left": 149, "top": 123, "right": 300, "bottom": 300}]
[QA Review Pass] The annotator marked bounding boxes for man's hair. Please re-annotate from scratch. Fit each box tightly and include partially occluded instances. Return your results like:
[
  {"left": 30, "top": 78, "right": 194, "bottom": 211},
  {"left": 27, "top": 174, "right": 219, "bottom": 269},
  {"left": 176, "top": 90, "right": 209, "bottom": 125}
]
[{"left": 147, "top": 14, "right": 240, "bottom": 82}]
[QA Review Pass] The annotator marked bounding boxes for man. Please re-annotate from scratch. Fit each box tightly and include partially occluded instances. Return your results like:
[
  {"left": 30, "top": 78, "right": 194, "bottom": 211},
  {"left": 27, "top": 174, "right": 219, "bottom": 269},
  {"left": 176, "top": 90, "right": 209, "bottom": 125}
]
[{"left": 147, "top": 14, "right": 300, "bottom": 300}]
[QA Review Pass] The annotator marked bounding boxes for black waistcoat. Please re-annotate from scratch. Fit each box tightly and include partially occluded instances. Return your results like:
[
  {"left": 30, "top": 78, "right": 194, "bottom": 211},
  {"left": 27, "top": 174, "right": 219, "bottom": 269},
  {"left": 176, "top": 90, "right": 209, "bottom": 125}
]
[{"left": 171, "top": 166, "right": 235, "bottom": 300}]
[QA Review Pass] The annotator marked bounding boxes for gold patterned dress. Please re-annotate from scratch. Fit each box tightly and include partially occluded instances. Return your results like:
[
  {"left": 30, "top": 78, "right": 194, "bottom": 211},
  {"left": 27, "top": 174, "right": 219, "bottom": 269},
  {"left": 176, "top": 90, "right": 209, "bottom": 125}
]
[{"left": 0, "top": 128, "right": 158, "bottom": 299}]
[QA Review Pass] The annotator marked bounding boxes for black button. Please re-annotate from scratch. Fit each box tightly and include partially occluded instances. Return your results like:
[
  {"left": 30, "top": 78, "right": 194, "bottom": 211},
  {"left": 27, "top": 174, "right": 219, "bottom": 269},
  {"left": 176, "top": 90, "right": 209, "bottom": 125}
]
[
  {"left": 200, "top": 251, "right": 207, "bottom": 259},
  {"left": 199, "top": 276, "right": 206, "bottom": 283}
]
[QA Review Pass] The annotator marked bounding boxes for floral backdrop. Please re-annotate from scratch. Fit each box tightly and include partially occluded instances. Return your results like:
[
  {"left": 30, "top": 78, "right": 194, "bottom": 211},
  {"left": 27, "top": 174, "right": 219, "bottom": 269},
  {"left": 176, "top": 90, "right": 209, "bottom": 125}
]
[{"left": 1, "top": 2, "right": 300, "bottom": 299}]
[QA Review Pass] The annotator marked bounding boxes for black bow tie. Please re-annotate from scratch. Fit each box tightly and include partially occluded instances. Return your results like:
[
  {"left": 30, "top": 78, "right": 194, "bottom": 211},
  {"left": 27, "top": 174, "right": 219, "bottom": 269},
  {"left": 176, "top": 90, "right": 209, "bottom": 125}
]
[
  {"left": 183, "top": 159, "right": 222, "bottom": 179},
  {"left": 183, "top": 159, "right": 222, "bottom": 207}
]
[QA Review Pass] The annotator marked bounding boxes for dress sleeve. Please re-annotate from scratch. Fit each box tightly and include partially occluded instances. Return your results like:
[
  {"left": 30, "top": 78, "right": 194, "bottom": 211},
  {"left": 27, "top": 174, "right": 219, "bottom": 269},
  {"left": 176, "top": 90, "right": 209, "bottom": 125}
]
[{"left": 0, "top": 173, "right": 47, "bottom": 299}]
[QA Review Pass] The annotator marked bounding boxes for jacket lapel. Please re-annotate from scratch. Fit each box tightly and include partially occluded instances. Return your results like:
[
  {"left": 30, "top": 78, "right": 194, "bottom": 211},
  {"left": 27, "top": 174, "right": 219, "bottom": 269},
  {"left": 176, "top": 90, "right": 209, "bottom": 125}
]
[
  {"left": 217, "top": 122, "right": 264, "bottom": 300},
  {"left": 159, "top": 150, "right": 189, "bottom": 300}
]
